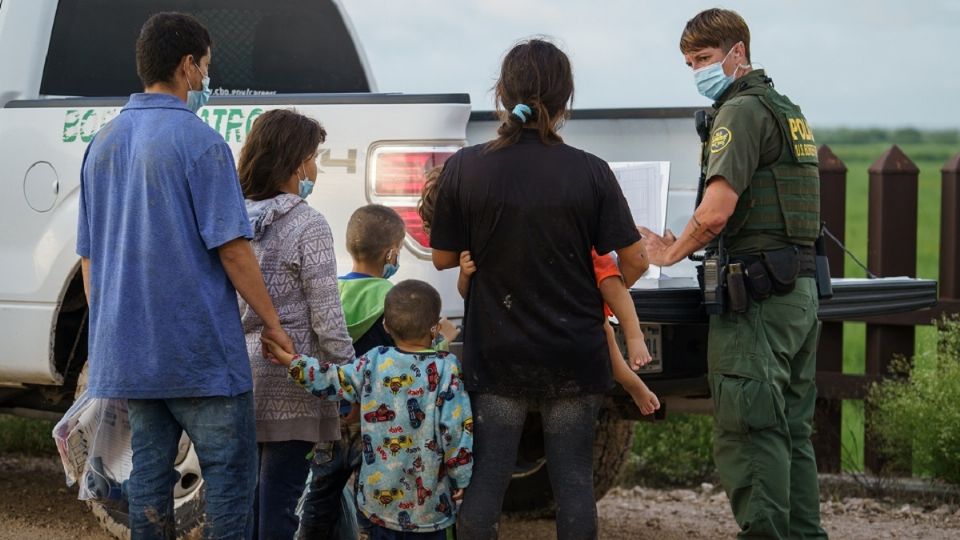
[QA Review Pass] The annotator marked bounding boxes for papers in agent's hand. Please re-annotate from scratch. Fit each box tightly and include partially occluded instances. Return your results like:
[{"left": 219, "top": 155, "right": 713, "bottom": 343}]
[{"left": 609, "top": 161, "right": 670, "bottom": 281}]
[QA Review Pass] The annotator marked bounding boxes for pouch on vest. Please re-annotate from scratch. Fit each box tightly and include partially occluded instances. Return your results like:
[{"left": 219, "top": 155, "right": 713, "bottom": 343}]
[{"left": 762, "top": 246, "right": 800, "bottom": 294}]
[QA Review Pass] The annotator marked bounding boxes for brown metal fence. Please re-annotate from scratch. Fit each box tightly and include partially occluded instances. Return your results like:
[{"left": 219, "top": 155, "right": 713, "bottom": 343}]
[{"left": 812, "top": 145, "right": 960, "bottom": 473}]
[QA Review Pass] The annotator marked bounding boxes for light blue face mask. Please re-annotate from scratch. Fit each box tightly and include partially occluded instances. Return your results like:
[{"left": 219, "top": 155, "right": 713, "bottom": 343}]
[
  {"left": 298, "top": 166, "right": 316, "bottom": 199},
  {"left": 187, "top": 63, "right": 212, "bottom": 113},
  {"left": 298, "top": 179, "right": 315, "bottom": 199},
  {"left": 692, "top": 44, "right": 743, "bottom": 101},
  {"left": 382, "top": 249, "right": 400, "bottom": 279}
]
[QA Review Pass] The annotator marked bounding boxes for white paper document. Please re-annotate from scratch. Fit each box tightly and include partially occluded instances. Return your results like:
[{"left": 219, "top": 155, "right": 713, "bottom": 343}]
[{"left": 609, "top": 161, "right": 670, "bottom": 281}]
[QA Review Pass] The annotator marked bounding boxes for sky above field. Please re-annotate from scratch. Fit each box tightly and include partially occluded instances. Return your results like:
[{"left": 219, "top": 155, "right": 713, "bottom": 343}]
[{"left": 341, "top": 0, "right": 958, "bottom": 129}]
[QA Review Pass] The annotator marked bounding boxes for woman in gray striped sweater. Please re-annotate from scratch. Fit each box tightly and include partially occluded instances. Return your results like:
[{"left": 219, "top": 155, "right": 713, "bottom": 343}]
[{"left": 236, "top": 109, "right": 355, "bottom": 539}]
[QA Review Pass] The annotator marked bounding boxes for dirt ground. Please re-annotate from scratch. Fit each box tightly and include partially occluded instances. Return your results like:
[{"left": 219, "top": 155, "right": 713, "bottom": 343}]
[{"left": 3, "top": 455, "right": 960, "bottom": 540}]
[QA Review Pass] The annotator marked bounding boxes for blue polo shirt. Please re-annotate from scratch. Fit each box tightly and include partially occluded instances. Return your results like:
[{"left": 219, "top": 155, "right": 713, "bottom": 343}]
[{"left": 77, "top": 93, "right": 254, "bottom": 399}]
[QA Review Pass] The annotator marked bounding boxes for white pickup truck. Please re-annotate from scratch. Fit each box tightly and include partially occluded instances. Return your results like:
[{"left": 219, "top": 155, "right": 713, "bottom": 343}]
[{"left": 0, "top": 0, "right": 939, "bottom": 537}]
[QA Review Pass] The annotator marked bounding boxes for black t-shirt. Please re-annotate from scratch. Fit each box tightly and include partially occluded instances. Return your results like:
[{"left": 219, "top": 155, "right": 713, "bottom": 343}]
[
  {"left": 430, "top": 130, "right": 640, "bottom": 398},
  {"left": 353, "top": 314, "right": 395, "bottom": 358}
]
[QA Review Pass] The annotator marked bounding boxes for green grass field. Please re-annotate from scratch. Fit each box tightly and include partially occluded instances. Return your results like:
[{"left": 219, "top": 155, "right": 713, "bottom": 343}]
[{"left": 826, "top": 142, "right": 959, "bottom": 472}]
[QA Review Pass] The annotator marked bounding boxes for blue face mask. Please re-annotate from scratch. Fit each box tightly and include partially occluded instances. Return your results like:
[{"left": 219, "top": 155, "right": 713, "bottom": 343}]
[
  {"left": 693, "top": 44, "right": 743, "bottom": 101},
  {"left": 187, "top": 64, "right": 212, "bottom": 113},
  {"left": 298, "top": 179, "right": 315, "bottom": 199},
  {"left": 382, "top": 249, "right": 400, "bottom": 279},
  {"left": 298, "top": 166, "right": 315, "bottom": 199}
]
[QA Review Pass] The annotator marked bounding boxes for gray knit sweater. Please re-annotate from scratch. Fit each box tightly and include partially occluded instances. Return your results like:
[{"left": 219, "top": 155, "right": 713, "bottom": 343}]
[{"left": 239, "top": 194, "right": 354, "bottom": 443}]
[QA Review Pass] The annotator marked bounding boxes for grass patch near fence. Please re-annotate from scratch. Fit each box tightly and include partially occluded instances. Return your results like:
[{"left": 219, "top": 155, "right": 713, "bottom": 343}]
[
  {"left": 867, "top": 317, "right": 960, "bottom": 481},
  {"left": 625, "top": 413, "right": 715, "bottom": 488},
  {"left": 0, "top": 414, "right": 58, "bottom": 456}
]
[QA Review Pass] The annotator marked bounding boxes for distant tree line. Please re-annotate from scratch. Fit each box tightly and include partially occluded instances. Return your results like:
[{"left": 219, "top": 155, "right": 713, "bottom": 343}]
[{"left": 815, "top": 127, "right": 960, "bottom": 145}]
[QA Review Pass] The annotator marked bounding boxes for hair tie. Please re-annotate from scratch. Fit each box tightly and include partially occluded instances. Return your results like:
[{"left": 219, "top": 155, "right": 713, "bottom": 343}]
[{"left": 511, "top": 104, "right": 532, "bottom": 123}]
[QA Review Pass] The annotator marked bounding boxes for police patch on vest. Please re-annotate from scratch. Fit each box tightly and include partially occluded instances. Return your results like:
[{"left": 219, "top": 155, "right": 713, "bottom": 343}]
[
  {"left": 787, "top": 116, "right": 818, "bottom": 161},
  {"left": 710, "top": 127, "right": 732, "bottom": 154}
]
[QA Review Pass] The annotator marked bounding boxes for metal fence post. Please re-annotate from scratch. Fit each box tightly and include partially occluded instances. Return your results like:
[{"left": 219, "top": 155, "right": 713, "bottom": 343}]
[
  {"left": 865, "top": 145, "right": 918, "bottom": 473},
  {"left": 813, "top": 145, "right": 846, "bottom": 473}
]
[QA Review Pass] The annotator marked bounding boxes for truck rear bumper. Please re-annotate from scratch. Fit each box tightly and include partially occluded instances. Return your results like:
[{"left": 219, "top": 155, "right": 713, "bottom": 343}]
[{"left": 630, "top": 277, "right": 939, "bottom": 324}]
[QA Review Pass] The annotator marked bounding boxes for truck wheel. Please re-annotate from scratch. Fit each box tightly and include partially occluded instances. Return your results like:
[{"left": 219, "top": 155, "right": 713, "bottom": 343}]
[
  {"left": 75, "top": 364, "right": 206, "bottom": 539},
  {"left": 502, "top": 405, "right": 635, "bottom": 515}
]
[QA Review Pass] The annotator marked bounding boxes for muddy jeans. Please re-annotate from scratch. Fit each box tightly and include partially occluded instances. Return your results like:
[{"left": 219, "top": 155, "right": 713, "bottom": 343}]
[
  {"left": 253, "top": 440, "right": 314, "bottom": 540},
  {"left": 296, "top": 422, "right": 366, "bottom": 539},
  {"left": 457, "top": 393, "right": 604, "bottom": 540},
  {"left": 127, "top": 392, "right": 258, "bottom": 540}
]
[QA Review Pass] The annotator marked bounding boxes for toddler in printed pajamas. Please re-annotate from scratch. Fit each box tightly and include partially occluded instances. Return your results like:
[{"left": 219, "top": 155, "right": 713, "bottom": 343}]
[{"left": 265, "top": 279, "right": 472, "bottom": 539}]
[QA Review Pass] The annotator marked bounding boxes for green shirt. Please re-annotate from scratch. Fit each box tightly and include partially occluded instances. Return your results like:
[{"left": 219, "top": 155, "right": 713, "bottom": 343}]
[{"left": 704, "top": 70, "right": 796, "bottom": 254}]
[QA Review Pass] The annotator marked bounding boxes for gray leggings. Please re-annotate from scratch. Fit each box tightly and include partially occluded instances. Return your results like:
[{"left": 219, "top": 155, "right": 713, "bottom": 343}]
[{"left": 457, "top": 393, "right": 604, "bottom": 540}]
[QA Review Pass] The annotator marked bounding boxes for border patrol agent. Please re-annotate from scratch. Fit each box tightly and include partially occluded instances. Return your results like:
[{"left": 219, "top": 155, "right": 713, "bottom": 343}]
[{"left": 641, "top": 8, "right": 828, "bottom": 539}]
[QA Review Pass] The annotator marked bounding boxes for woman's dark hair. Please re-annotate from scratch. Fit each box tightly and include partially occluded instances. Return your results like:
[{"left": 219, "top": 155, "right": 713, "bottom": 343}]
[
  {"left": 384, "top": 280, "right": 442, "bottom": 342},
  {"left": 136, "top": 12, "right": 212, "bottom": 87},
  {"left": 238, "top": 109, "right": 326, "bottom": 201},
  {"left": 487, "top": 38, "right": 574, "bottom": 152}
]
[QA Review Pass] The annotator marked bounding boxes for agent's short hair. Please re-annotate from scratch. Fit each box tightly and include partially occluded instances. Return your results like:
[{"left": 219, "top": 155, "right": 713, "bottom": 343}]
[
  {"left": 417, "top": 166, "right": 444, "bottom": 235},
  {"left": 136, "top": 12, "right": 212, "bottom": 87},
  {"left": 384, "top": 280, "right": 442, "bottom": 342},
  {"left": 346, "top": 205, "right": 406, "bottom": 264},
  {"left": 679, "top": 8, "right": 751, "bottom": 62}
]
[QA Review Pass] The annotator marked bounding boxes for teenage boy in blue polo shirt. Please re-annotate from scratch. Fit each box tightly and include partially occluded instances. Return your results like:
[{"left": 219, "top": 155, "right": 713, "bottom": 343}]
[{"left": 76, "top": 12, "right": 292, "bottom": 539}]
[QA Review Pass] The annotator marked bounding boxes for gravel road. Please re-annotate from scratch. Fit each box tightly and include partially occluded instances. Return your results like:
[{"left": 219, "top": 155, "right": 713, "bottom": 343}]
[{"left": 2, "top": 455, "right": 959, "bottom": 539}]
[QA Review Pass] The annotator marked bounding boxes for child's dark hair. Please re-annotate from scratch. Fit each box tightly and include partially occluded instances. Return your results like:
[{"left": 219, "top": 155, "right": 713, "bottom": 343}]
[
  {"left": 418, "top": 166, "right": 443, "bottom": 235},
  {"left": 384, "top": 280, "right": 442, "bottom": 342},
  {"left": 238, "top": 109, "right": 326, "bottom": 201},
  {"left": 487, "top": 38, "right": 574, "bottom": 152},
  {"left": 136, "top": 12, "right": 212, "bottom": 87},
  {"left": 346, "top": 205, "right": 406, "bottom": 264}
]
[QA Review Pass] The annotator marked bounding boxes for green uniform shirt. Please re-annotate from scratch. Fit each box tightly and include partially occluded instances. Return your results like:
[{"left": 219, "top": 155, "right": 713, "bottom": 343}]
[{"left": 704, "top": 70, "right": 798, "bottom": 254}]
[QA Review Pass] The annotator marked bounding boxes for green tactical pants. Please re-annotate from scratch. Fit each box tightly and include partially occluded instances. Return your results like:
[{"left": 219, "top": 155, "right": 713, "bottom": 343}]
[{"left": 708, "top": 278, "right": 829, "bottom": 539}]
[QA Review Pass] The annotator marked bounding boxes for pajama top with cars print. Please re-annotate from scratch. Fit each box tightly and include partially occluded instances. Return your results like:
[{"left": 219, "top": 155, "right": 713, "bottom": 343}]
[{"left": 288, "top": 346, "right": 473, "bottom": 532}]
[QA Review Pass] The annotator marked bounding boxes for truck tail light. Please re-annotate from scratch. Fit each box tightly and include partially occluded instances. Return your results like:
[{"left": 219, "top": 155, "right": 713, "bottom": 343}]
[{"left": 368, "top": 145, "right": 460, "bottom": 256}]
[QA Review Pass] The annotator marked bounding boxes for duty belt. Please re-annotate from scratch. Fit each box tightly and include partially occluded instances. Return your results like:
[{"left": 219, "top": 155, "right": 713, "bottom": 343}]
[{"left": 730, "top": 246, "right": 816, "bottom": 278}]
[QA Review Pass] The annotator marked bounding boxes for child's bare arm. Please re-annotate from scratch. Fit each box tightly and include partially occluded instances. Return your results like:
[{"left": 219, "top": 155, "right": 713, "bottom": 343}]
[
  {"left": 598, "top": 276, "right": 651, "bottom": 369},
  {"left": 604, "top": 323, "right": 660, "bottom": 416},
  {"left": 457, "top": 251, "right": 476, "bottom": 299},
  {"left": 457, "top": 273, "right": 471, "bottom": 299}
]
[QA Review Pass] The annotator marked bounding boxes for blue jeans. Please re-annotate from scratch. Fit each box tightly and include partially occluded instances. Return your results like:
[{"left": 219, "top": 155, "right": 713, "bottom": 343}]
[
  {"left": 297, "top": 423, "right": 365, "bottom": 539},
  {"left": 253, "top": 440, "right": 313, "bottom": 540},
  {"left": 127, "top": 392, "right": 258, "bottom": 540}
]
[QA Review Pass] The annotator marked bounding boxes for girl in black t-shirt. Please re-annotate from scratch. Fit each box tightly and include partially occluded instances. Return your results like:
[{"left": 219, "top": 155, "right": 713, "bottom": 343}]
[{"left": 429, "top": 39, "right": 649, "bottom": 540}]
